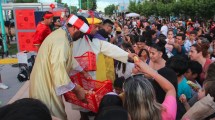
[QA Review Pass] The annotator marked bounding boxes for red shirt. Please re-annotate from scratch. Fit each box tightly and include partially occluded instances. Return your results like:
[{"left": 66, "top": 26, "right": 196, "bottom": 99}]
[
  {"left": 200, "top": 59, "right": 212, "bottom": 84},
  {"left": 33, "top": 22, "right": 51, "bottom": 45}
]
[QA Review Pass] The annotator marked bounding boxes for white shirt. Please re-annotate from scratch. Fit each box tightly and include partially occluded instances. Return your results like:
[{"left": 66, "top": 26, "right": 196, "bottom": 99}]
[
  {"left": 116, "top": 62, "right": 135, "bottom": 79},
  {"left": 161, "top": 25, "right": 168, "bottom": 37}
]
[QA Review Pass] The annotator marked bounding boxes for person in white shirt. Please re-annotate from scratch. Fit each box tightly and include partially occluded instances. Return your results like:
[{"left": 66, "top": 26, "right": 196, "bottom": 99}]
[
  {"left": 184, "top": 31, "right": 197, "bottom": 53},
  {"left": 160, "top": 20, "right": 168, "bottom": 37}
]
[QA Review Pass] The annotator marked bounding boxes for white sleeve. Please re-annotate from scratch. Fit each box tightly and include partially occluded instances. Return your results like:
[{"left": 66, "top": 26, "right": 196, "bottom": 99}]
[
  {"left": 100, "top": 40, "right": 129, "bottom": 63},
  {"left": 55, "top": 82, "right": 76, "bottom": 96}
]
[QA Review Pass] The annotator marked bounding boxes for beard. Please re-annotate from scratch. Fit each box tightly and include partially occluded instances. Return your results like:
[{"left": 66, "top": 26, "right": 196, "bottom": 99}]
[{"left": 72, "top": 31, "right": 84, "bottom": 41}]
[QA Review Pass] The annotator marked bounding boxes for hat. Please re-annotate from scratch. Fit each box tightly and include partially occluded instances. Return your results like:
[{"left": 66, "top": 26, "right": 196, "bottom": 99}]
[
  {"left": 116, "top": 27, "right": 122, "bottom": 32},
  {"left": 67, "top": 14, "right": 90, "bottom": 34},
  {"left": 43, "top": 12, "right": 54, "bottom": 19},
  {"left": 86, "top": 18, "right": 102, "bottom": 25}
]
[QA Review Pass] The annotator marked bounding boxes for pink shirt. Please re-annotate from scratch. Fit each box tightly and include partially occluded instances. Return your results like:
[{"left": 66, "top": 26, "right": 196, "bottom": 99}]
[{"left": 162, "top": 95, "right": 177, "bottom": 120}]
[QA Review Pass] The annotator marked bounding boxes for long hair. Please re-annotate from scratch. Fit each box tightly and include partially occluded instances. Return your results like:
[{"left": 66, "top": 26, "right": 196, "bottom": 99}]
[
  {"left": 124, "top": 75, "right": 162, "bottom": 120},
  {"left": 117, "top": 43, "right": 135, "bottom": 74}
]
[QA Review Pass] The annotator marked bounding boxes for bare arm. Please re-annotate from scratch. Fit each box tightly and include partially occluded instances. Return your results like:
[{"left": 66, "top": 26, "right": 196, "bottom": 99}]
[{"left": 135, "top": 60, "right": 176, "bottom": 97}]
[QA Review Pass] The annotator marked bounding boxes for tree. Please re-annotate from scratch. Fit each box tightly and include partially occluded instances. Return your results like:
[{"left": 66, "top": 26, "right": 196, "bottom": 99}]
[
  {"left": 64, "top": 3, "right": 68, "bottom": 8},
  {"left": 128, "top": 0, "right": 215, "bottom": 19},
  {"left": 80, "top": 0, "right": 97, "bottom": 10},
  {"left": 104, "top": 4, "right": 115, "bottom": 15},
  {"left": 70, "top": 6, "right": 78, "bottom": 14},
  {"left": 14, "top": 0, "right": 37, "bottom": 2}
]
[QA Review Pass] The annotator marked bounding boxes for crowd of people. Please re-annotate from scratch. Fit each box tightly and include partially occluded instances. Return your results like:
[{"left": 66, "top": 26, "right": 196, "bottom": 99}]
[{"left": 0, "top": 10, "right": 215, "bottom": 120}]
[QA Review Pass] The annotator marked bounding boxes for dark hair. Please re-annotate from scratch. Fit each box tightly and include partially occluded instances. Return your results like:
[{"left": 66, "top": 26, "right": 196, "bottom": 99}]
[
  {"left": 192, "top": 42, "right": 210, "bottom": 58},
  {"left": 176, "top": 33, "right": 186, "bottom": 40},
  {"left": 150, "top": 30, "right": 156, "bottom": 36},
  {"left": 142, "top": 31, "right": 153, "bottom": 46},
  {"left": 188, "top": 60, "right": 202, "bottom": 82},
  {"left": 137, "top": 35, "right": 146, "bottom": 43},
  {"left": 116, "top": 31, "right": 122, "bottom": 34},
  {"left": 95, "top": 106, "right": 129, "bottom": 120},
  {"left": 204, "top": 80, "right": 215, "bottom": 102},
  {"left": 138, "top": 49, "right": 149, "bottom": 59},
  {"left": 0, "top": 98, "right": 52, "bottom": 120},
  {"left": 117, "top": 43, "right": 134, "bottom": 74},
  {"left": 53, "top": 16, "right": 61, "bottom": 23},
  {"left": 190, "top": 30, "right": 197, "bottom": 35},
  {"left": 114, "top": 77, "right": 125, "bottom": 89},
  {"left": 98, "top": 94, "right": 123, "bottom": 112},
  {"left": 151, "top": 38, "right": 168, "bottom": 60},
  {"left": 103, "top": 19, "right": 114, "bottom": 25},
  {"left": 166, "top": 56, "right": 188, "bottom": 76},
  {"left": 152, "top": 67, "right": 178, "bottom": 103},
  {"left": 177, "top": 26, "right": 185, "bottom": 34},
  {"left": 151, "top": 23, "right": 157, "bottom": 27},
  {"left": 206, "top": 62, "right": 215, "bottom": 81}
]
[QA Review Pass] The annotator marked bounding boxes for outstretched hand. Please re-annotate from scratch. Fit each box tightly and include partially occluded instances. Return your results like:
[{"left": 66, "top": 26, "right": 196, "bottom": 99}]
[
  {"left": 72, "top": 84, "right": 87, "bottom": 102},
  {"left": 134, "top": 59, "right": 154, "bottom": 75}
]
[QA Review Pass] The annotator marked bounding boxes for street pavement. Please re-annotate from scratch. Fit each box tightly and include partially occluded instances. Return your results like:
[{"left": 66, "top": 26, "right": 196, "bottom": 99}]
[{"left": 0, "top": 64, "right": 25, "bottom": 106}]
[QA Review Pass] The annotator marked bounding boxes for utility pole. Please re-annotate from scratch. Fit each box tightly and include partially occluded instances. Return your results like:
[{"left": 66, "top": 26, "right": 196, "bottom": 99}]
[{"left": 0, "top": 0, "right": 8, "bottom": 57}]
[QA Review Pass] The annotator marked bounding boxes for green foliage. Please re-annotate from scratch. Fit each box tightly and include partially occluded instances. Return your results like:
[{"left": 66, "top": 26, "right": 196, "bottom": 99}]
[
  {"left": 14, "top": 0, "right": 37, "bottom": 2},
  {"left": 70, "top": 6, "right": 78, "bottom": 14},
  {"left": 104, "top": 4, "right": 115, "bottom": 15},
  {"left": 128, "top": 0, "right": 215, "bottom": 18},
  {"left": 80, "top": 0, "right": 97, "bottom": 10}
]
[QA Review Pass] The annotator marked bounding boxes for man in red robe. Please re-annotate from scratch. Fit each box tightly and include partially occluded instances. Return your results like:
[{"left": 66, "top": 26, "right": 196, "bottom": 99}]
[{"left": 33, "top": 11, "right": 54, "bottom": 51}]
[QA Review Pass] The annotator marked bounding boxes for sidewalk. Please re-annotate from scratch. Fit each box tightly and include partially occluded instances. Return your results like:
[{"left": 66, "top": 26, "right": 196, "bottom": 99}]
[
  {"left": 0, "top": 64, "right": 24, "bottom": 106},
  {"left": 0, "top": 64, "right": 81, "bottom": 120}
]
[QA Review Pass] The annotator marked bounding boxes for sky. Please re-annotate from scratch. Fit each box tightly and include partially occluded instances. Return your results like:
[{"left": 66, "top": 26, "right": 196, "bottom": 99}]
[{"left": 39, "top": 0, "right": 130, "bottom": 12}]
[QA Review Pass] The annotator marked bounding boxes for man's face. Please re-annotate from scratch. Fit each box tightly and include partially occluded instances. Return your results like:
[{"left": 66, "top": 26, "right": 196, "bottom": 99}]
[
  {"left": 189, "top": 34, "right": 196, "bottom": 41},
  {"left": 45, "top": 17, "right": 53, "bottom": 25},
  {"left": 104, "top": 24, "right": 113, "bottom": 34},
  {"left": 90, "top": 24, "right": 100, "bottom": 35},
  {"left": 176, "top": 36, "right": 184, "bottom": 45},
  {"left": 151, "top": 24, "right": 156, "bottom": 30},
  {"left": 70, "top": 27, "right": 84, "bottom": 41},
  {"left": 54, "top": 19, "right": 61, "bottom": 27},
  {"left": 184, "top": 69, "right": 193, "bottom": 81}
]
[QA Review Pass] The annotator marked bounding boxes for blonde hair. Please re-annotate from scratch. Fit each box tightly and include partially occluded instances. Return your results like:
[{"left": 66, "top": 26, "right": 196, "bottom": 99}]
[{"left": 124, "top": 75, "right": 163, "bottom": 120}]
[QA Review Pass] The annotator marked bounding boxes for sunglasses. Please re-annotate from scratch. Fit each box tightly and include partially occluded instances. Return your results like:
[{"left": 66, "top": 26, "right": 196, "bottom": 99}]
[{"left": 56, "top": 19, "right": 60, "bottom": 22}]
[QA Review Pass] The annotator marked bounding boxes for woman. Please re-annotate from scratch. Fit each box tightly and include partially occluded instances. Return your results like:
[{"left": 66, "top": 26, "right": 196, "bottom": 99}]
[
  {"left": 149, "top": 39, "right": 168, "bottom": 71},
  {"left": 189, "top": 42, "right": 212, "bottom": 85},
  {"left": 138, "top": 48, "right": 150, "bottom": 64},
  {"left": 123, "top": 61, "right": 176, "bottom": 120}
]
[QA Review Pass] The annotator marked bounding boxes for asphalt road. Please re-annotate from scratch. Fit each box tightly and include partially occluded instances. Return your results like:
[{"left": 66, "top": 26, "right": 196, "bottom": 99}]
[{"left": 0, "top": 64, "right": 25, "bottom": 106}]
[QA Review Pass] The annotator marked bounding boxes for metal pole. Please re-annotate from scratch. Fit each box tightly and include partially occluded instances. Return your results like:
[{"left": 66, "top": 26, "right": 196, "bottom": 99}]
[
  {"left": 0, "top": 1, "right": 8, "bottom": 55},
  {"left": 87, "top": 0, "right": 89, "bottom": 9}
]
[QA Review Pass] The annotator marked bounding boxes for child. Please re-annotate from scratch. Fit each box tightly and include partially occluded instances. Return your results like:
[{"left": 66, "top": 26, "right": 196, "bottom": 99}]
[
  {"left": 167, "top": 56, "right": 192, "bottom": 99},
  {"left": 113, "top": 77, "right": 125, "bottom": 95},
  {"left": 184, "top": 60, "right": 202, "bottom": 94},
  {"left": 184, "top": 31, "right": 197, "bottom": 52},
  {"left": 98, "top": 92, "right": 123, "bottom": 112}
]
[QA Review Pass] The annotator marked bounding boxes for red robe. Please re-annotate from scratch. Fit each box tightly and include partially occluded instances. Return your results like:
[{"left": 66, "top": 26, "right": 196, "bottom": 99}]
[{"left": 33, "top": 22, "right": 51, "bottom": 45}]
